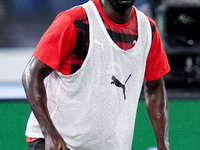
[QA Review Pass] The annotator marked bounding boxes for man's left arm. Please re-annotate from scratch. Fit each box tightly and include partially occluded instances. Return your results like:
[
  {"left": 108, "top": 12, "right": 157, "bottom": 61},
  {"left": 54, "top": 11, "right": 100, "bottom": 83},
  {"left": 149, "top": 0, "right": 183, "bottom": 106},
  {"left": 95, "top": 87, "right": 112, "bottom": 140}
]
[{"left": 144, "top": 77, "right": 170, "bottom": 150}]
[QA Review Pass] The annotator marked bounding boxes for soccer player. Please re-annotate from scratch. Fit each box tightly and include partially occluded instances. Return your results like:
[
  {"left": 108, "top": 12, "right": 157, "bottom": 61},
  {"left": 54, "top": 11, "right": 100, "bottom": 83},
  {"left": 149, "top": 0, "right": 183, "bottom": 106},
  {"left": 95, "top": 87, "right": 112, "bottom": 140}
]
[{"left": 22, "top": 0, "right": 170, "bottom": 149}]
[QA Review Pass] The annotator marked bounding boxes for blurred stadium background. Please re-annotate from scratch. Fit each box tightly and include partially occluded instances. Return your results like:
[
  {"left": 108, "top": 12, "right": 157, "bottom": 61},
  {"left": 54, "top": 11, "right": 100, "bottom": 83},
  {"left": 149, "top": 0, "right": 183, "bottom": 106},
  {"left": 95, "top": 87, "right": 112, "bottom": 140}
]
[{"left": 0, "top": 0, "right": 199, "bottom": 149}]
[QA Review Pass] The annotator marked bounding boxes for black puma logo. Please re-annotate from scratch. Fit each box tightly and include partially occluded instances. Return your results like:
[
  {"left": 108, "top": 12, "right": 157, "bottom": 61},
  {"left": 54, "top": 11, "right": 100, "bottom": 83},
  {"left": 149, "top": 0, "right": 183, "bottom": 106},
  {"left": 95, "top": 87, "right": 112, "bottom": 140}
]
[{"left": 111, "top": 74, "right": 131, "bottom": 100}]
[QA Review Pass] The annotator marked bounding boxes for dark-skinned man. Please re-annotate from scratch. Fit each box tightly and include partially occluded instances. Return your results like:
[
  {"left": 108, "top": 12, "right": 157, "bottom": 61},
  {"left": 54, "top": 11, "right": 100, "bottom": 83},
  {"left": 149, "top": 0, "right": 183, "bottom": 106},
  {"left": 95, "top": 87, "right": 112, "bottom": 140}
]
[{"left": 22, "top": 0, "right": 170, "bottom": 149}]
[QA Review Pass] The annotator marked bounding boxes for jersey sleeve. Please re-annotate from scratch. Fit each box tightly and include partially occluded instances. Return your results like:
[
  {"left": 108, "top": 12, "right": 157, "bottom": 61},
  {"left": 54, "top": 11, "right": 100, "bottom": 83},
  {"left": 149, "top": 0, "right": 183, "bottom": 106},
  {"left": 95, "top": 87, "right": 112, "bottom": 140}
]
[
  {"left": 144, "top": 18, "right": 170, "bottom": 81},
  {"left": 33, "top": 12, "right": 77, "bottom": 71}
]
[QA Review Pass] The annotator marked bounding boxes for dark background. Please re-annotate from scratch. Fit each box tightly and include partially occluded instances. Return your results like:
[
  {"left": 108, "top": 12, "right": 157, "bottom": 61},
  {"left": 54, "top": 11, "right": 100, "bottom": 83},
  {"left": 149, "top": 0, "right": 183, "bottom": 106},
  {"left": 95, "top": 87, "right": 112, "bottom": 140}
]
[{"left": 0, "top": 0, "right": 200, "bottom": 99}]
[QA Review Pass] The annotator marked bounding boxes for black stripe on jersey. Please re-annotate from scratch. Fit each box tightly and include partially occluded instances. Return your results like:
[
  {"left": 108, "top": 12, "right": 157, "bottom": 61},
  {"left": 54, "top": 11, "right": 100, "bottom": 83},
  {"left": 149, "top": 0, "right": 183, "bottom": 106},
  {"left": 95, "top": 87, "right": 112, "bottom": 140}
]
[
  {"left": 150, "top": 23, "right": 156, "bottom": 40},
  {"left": 73, "top": 16, "right": 89, "bottom": 59},
  {"left": 107, "top": 29, "right": 138, "bottom": 44},
  {"left": 70, "top": 64, "right": 81, "bottom": 74}
]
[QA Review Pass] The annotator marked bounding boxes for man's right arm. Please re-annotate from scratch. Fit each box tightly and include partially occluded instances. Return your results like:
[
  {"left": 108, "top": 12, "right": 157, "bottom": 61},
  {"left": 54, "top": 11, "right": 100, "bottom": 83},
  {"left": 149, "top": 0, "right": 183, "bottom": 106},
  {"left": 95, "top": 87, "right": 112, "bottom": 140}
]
[{"left": 22, "top": 56, "right": 68, "bottom": 150}]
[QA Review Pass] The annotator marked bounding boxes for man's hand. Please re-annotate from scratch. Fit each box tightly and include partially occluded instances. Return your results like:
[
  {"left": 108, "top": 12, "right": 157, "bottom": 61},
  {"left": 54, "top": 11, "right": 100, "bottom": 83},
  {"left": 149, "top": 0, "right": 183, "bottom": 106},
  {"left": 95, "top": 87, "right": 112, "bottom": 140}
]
[{"left": 45, "top": 132, "right": 68, "bottom": 150}]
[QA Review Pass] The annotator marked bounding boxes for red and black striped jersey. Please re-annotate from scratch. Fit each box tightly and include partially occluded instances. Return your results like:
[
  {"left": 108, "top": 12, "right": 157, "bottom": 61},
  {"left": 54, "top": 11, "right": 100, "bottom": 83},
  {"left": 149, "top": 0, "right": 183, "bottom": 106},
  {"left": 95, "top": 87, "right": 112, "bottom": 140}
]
[{"left": 33, "top": 0, "right": 170, "bottom": 81}]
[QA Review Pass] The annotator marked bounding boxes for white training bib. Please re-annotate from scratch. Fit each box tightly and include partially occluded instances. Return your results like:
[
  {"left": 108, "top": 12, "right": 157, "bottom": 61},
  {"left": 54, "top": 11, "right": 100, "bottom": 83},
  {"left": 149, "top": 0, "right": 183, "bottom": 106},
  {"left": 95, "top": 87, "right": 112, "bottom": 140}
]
[{"left": 26, "top": 1, "right": 152, "bottom": 150}]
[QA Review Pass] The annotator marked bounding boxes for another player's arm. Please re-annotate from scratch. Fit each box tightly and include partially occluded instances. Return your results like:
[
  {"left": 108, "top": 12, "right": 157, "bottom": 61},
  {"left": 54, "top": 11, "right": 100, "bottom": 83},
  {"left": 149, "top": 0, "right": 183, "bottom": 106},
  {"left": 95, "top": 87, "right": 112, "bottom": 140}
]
[
  {"left": 144, "top": 77, "right": 170, "bottom": 150},
  {"left": 22, "top": 56, "right": 68, "bottom": 150}
]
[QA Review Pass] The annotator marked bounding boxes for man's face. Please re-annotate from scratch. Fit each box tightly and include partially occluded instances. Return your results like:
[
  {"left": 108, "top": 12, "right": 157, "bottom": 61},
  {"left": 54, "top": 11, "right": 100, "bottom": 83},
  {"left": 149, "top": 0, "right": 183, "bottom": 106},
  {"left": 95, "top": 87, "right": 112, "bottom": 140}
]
[{"left": 107, "top": 0, "right": 135, "bottom": 12}]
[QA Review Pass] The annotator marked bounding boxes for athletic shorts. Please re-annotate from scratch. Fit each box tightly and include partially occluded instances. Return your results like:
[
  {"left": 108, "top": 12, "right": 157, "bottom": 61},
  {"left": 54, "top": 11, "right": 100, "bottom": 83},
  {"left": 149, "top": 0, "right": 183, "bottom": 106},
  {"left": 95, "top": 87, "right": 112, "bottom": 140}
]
[
  {"left": 27, "top": 138, "right": 70, "bottom": 150},
  {"left": 28, "top": 138, "right": 45, "bottom": 150}
]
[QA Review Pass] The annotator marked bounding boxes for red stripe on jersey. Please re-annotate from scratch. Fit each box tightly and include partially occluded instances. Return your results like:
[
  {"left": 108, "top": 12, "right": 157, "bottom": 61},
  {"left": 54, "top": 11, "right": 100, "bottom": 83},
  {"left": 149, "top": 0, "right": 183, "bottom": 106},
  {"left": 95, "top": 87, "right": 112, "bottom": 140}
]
[
  {"left": 103, "top": 21, "right": 138, "bottom": 35},
  {"left": 71, "top": 55, "right": 84, "bottom": 66},
  {"left": 83, "top": 20, "right": 89, "bottom": 25},
  {"left": 116, "top": 42, "right": 136, "bottom": 50}
]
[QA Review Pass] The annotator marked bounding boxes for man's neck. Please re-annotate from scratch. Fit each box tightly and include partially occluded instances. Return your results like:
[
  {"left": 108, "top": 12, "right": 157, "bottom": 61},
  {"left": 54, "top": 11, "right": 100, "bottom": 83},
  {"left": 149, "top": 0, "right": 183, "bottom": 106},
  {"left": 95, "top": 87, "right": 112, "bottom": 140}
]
[{"left": 100, "top": 0, "right": 133, "bottom": 24}]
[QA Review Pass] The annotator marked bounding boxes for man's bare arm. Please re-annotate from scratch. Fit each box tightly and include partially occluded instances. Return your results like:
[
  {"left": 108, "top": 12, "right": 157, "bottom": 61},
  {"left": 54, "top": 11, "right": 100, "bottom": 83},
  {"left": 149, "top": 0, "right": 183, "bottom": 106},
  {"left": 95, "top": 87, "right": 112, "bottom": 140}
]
[
  {"left": 144, "top": 77, "right": 170, "bottom": 150},
  {"left": 22, "top": 56, "right": 68, "bottom": 150}
]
